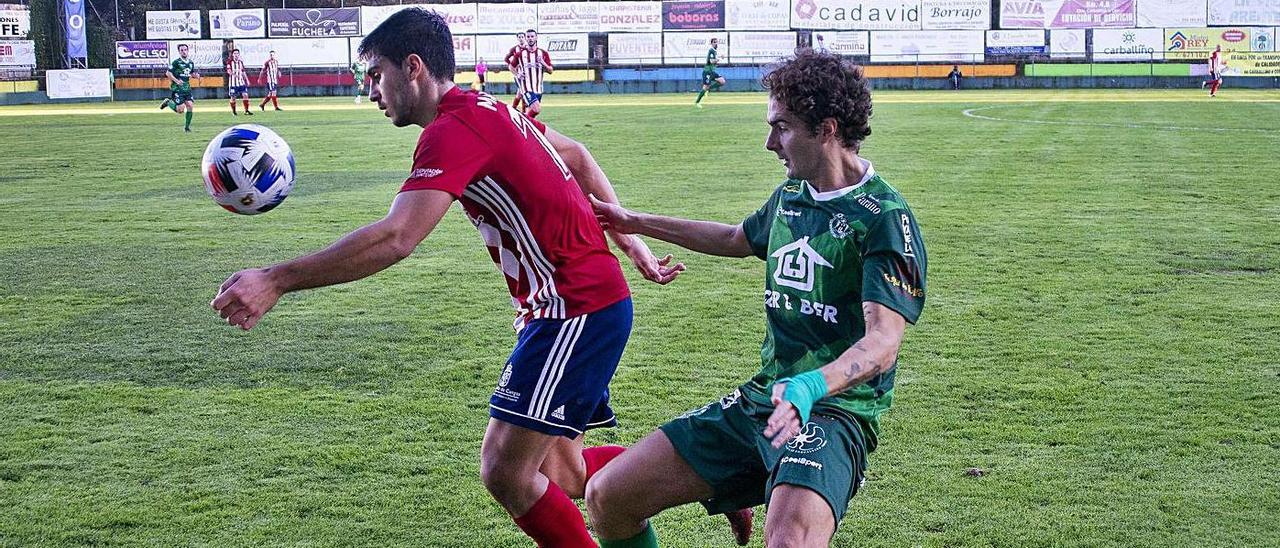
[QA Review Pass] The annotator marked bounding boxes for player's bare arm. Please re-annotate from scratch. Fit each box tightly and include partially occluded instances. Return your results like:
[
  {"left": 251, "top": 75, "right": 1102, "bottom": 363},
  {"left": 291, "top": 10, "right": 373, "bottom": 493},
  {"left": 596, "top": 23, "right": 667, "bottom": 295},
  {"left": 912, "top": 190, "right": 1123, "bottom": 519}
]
[
  {"left": 165, "top": 70, "right": 179, "bottom": 86},
  {"left": 211, "top": 189, "right": 454, "bottom": 330},
  {"left": 763, "top": 301, "right": 907, "bottom": 447},
  {"left": 544, "top": 127, "right": 685, "bottom": 284},
  {"left": 590, "top": 197, "right": 754, "bottom": 258}
]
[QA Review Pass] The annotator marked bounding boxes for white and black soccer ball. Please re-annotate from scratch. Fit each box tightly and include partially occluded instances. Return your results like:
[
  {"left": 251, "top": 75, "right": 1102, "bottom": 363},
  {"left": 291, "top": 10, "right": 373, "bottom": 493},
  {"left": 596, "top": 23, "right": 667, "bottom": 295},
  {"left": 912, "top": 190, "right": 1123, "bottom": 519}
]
[{"left": 202, "top": 124, "right": 295, "bottom": 215}]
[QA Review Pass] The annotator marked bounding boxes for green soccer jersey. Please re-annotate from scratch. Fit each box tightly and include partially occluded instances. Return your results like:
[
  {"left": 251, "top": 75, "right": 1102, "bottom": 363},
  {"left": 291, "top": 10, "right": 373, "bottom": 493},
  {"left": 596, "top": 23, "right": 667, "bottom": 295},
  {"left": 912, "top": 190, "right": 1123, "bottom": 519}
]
[
  {"left": 169, "top": 58, "right": 196, "bottom": 91},
  {"left": 704, "top": 47, "right": 718, "bottom": 72},
  {"left": 740, "top": 162, "right": 927, "bottom": 449},
  {"left": 351, "top": 62, "right": 367, "bottom": 80}
]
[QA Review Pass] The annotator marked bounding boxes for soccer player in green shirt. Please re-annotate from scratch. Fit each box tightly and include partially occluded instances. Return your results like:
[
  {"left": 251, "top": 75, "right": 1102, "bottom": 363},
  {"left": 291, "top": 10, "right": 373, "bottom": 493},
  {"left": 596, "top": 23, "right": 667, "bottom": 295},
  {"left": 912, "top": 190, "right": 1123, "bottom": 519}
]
[
  {"left": 158, "top": 43, "right": 200, "bottom": 132},
  {"left": 695, "top": 37, "right": 726, "bottom": 108},
  {"left": 587, "top": 51, "right": 927, "bottom": 547},
  {"left": 351, "top": 60, "right": 368, "bottom": 104}
]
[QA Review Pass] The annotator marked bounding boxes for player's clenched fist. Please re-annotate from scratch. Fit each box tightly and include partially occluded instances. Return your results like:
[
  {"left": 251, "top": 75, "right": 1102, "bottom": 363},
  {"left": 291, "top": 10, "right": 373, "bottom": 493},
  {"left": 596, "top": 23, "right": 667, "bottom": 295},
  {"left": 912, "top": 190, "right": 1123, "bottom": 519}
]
[{"left": 211, "top": 268, "right": 283, "bottom": 331}]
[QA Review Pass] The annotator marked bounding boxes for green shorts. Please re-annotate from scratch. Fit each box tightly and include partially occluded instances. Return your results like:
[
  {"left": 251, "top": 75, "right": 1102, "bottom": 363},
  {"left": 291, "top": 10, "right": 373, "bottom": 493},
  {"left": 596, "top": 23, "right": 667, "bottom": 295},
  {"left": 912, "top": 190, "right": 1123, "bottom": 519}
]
[
  {"left": 170, "top": 88, "right": 193, "bottom": 104},
  {"left": 659, "top": 387, "right": 867, "bottom": 523},
  {"left": 702, "top": 70, "right": 722, "bottom": 86}
]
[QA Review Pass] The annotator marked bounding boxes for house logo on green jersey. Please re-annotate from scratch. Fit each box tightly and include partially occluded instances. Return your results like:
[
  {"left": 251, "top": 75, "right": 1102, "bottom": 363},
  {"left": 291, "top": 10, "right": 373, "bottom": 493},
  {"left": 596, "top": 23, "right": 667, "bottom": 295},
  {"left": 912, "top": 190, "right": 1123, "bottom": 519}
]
[{"left": 771, "top": 237, "right": 832, "bottom": 292}]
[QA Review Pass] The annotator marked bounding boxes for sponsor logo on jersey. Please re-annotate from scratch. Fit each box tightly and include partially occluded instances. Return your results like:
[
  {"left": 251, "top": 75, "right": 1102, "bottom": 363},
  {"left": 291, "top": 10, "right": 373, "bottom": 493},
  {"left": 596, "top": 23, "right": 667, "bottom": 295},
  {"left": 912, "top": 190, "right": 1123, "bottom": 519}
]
[
  {"left": 411, "top": 168, "right": 444, "bottom": 179},
  {"left": 777, "top": 207, "right": 802, "bottom": 218},
  {"left": 855, "top": 193, "right": 881, "bottom": 214},
  {"left": 498, "top": 363, "right": 514, "bottom": 387},
  {"left": 783, "top": 183, "right": 801, "bottom": 193},
  {"left": 786, "top": 422, "right": 828, "bottom": 454},
  {"left": 900, "top": 213, "right": 915, "bottom": 257},
  {"left": 771, "top": 237, "right": 832, "bottom": 292},
  {"left": 882, "top": 272, "right": 924, "bottom": 298},
  {"left": 829, "top": 213, "right": 851, "bottom": 239}
]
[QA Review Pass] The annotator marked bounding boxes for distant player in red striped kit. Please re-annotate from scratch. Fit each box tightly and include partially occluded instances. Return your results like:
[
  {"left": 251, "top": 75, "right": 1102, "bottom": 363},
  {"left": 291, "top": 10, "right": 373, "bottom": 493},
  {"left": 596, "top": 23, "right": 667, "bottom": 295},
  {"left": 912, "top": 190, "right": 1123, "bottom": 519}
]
[
  {"left": 1203, "top": 45, "right": 1225, "bottom": 97},
  {"left": 257, "top": 50, "right": 282, "bottom": 111},
  {"left": 210, "top": 9, "right": 684, "bottom": 547},
  {"left": 225, "top": 49, "right": 253, "bottom": 116},
  {"left": 516, "top": 29, "right": 553, "bottom": 118},
  {"left": 505, "top": 32, "right": 528, "bottom": 113}
]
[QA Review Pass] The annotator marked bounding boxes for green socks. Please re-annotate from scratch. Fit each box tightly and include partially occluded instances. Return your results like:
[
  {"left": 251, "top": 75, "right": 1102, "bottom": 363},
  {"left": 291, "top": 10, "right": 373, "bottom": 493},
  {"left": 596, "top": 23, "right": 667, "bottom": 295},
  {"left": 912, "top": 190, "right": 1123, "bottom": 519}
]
[
  {"left": 600, "top": 523, "right": 658, "bottom": 548},
  {"left": 695, "top": 89, "right": 707, "bottom": 104},
  {"left": 184, "top": 110, "right": 193, "bottom": 130}
]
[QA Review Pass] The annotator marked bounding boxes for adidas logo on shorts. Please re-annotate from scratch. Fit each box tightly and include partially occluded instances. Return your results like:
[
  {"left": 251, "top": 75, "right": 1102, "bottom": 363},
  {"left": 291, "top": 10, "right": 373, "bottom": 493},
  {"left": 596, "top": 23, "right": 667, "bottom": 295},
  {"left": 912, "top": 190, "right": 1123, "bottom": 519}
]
[{"left": 551, "top": 405, "right": 566, "bottom": 420}]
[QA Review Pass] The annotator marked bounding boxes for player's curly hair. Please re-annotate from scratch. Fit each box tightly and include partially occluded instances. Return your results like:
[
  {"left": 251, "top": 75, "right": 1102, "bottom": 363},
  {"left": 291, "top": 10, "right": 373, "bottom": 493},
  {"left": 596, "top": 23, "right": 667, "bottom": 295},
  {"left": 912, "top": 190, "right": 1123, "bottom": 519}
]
[{"left": 762, "top": 50, "right": 873, "bottom": 151}]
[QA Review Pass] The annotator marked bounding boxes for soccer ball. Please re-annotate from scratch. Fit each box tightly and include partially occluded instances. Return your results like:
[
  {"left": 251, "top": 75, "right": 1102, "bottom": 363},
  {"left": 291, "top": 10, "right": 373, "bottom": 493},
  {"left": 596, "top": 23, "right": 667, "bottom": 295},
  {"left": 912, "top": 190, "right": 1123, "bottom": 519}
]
[{"left": 202, "top": 124, "right": 296, "bottom": 215}]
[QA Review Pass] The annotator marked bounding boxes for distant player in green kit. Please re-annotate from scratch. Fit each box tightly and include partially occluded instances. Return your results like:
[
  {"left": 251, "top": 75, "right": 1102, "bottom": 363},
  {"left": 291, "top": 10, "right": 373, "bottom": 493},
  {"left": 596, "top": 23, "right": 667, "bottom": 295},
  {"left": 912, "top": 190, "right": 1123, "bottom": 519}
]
[
  {"left": 351, "top": 60, "right": 368, "bottom": 104},
  {"left": 695, "top": 37, "right": 725, "bottom": 108},
  {"left": 159, "top": 43, "right": 200, "bottom": 132},
  {"left": 587, "top": 51, "right": 927, "bottom": 547}
]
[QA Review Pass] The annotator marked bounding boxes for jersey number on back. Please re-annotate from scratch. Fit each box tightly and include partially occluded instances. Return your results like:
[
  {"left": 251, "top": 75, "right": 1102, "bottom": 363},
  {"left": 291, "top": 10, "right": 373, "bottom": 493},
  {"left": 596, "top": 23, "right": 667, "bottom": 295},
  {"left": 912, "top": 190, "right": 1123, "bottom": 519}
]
[{"left": 479, "top": 93, "right": 571, "bottom": 180}]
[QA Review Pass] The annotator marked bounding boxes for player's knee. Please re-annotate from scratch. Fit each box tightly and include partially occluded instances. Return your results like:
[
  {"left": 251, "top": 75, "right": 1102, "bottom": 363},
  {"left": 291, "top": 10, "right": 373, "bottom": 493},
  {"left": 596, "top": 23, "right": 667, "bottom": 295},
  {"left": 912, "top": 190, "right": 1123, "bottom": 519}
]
[
  {"left": 479, "top": 458, "right": 523, "bottom": 501},
  {"left": 765, "top": 522, "right": 830, "bottom": 548},
  {"left": 584, "top": 469, "right": 625, "bottom": 522}
]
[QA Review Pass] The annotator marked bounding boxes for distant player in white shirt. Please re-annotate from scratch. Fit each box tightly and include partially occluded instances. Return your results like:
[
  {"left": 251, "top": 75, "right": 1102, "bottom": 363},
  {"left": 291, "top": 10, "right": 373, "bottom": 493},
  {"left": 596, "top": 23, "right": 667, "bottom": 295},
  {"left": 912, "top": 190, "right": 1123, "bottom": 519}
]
[
  {"left": 505, "top": 33, "right": 529, "bottom": 113},
  {"left": 1203, "top": 45, "right": 1226, "bottom": 97}
]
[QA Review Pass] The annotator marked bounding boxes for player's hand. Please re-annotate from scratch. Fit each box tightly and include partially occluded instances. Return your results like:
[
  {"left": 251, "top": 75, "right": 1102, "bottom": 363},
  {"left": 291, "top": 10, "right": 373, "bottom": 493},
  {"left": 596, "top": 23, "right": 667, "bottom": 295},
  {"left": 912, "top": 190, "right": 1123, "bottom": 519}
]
[
  {"left": 589, "top": 194, "right": 642, "bottom": 234},
  {"left": 620, "top": 237, "right": 684, "bottom": 285},
  {"left": 211, "top": 268, "right": 283, "bottom": 331},
  {"left": 763, "top": 382, "right": 802, "bottom": 449}
]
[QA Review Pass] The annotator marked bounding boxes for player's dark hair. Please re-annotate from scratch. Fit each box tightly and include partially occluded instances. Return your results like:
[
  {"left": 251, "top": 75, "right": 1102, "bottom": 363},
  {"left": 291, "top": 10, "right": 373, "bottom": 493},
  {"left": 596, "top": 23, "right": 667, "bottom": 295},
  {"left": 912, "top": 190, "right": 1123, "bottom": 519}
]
[
  {"left": 177, "top": 43, "right": 188, "bottom": 50},
  {"left": 525, "top": 29, "right": 536, "bottom": 34},
  {"left": 762, "top": 50, "right": 872, "bottom": 151},
  {"left": 232, "top": 49, "right": 240, "bottom": 53},
  {"left": 358, "top": 8, "right": 454, "bottom": 82}
]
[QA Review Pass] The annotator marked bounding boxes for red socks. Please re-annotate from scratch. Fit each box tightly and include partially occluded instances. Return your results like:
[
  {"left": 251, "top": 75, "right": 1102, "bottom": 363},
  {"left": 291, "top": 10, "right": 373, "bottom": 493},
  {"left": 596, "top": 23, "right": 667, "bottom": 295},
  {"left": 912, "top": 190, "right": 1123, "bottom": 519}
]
[
  {"left": 583, "top": 445, "right": 625, "bottom": 481},
  {"left": 243, "top": 98, "right": 250, "bottom": 111},
  {"left": 513, "top": 482, "right": 596, "bottom": 548},
  {"left": 229, "top": 100, "right": 237, "bottom": 114},
  {"left": 1210, "top": 81, "right": 1221, "bottom": 95},
  {"left": 272, "top": 96, "right": 279, "bottom": 108}
]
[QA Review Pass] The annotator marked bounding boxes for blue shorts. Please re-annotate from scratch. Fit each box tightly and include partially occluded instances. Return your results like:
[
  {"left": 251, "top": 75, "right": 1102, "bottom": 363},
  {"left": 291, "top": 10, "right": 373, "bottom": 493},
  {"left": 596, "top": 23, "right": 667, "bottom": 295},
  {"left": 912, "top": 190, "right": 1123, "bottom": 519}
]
[
  {"left": 524, "top": 91, "right": 543, "bottom": 105},
  {"left": 228, "top": 86, "right": 248, "bottom": 97},
  {"left": 266, "top": 83, "right": 278, "bottom": 93},
  {"left": 490, "top": 298, "right": 632, "bottom": 438}
]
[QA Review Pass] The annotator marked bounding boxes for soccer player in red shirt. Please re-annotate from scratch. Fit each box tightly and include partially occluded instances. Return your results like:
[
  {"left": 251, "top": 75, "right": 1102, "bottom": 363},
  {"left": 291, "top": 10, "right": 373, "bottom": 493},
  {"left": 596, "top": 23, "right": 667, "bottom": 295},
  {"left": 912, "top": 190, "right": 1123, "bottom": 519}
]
[
  {"left": 1204, "top": 45, "right": 1225, "bottom": 97},
  {"left": 257, "top": 50, "right": 282, "bottom": 111},
  {"left": 211, "top": 9, "right": 682, "bottom": 547},
  {"left": 517, "top": 29, "right": 554, "bottom": 119},
  {"left": 225, "top": 49, "right": 252, "bottom": 116}
]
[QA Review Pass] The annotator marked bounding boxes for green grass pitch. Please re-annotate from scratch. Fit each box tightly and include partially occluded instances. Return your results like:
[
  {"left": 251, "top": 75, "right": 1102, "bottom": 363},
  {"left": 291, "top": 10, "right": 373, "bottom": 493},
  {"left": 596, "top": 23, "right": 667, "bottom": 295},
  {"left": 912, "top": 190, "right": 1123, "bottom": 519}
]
[{"left": 1, "top": 90, "right": 1278, "bottom": 547}]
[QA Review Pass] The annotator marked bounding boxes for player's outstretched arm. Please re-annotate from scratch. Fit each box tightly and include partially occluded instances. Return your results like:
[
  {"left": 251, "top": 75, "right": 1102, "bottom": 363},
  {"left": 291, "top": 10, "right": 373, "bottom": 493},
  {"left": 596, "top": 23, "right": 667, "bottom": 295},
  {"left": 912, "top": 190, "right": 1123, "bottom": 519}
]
[
  {"left": 589, "top": 195, "right": 754, "bottom": 258},
  {"left": 211, "top": 189, "right": 454, "bottom": 330},
  {"left": 763, "top": 302, "right": 906, "bottom": 447},
  {"left": 544, "top": 127, "right": 685, "bottom": 284}
]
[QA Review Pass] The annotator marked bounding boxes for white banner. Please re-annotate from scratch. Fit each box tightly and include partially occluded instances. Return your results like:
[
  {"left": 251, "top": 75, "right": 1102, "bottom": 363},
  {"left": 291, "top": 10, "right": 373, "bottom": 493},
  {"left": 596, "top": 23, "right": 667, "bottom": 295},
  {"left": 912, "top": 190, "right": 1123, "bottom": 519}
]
[
  {"left": 920, "top": 0, "right": 990, "bottom": 30},
  {"left": 986, "top": 29, "right": 1045, "bottom": 47},
  {"left": 454, "top": 34, "right": 477, "bottom": 67},
  {"left": 1049, "top": 28, "right": 1085, "bottom": 57},
  {"left": 477, "top": 3, "right": 538, "bottom": 34},
  {"left": 726, "top": 0, "right": 791, "bottom": 30},
  {"left": 477, "top": 35, "right": 516, "bottom": 68},
  {"left": 870, "top": 29, "right": 983, "bottom": 62},
  {"left": 790, "top": 0, "right": 922, "bottom": 30},
  {"left": 168, "top": 40, "right": 223, "bottom": 69},
  {"left": 813, "top": 30, "right": 870, "bottom": 55},
  {"left": 664, "top": 31, "right": 730, "bottom": 63},
  {"left": 1135, "top": 0, "right": 1207, "bottom": 27},
  {"left": 1092, "top": 28, "right": 1163, "bottom": 60},
  {"left": 147, "top": 10, "right": 202, "bottom": 40},
  {"left": 0, "top": 39, "right": 34, "bottom": 66},
  {"left": 46, "top": 68, "right": 111, "bottom": 98},
  {"left": 1208, "top": 0, "right": 1280, "bottom": 26},
  {"left": 599, "top": 2, "right": 664, "bottom": 32},
  {"left": 538, "top": 2, "right": 600, "bottom": 33},
  {"left": 729, "top": 31, "right": 796, "bottom": 60},
  {"left": 609, "top": 32, "right": 663, "bottom": 63},
  {"left": 0, "top": 6, "right": 30, "bottom": 38},
  {"left": 226, "top": 38, "right": 350, "bottom": 68},
  {"left": 210, "top": 8, "right": 265, "bottom": 39},
  {"left": 542, "top": 32, "right": 591, "bottom": 64},
  {"left": 363, "top": 4, "right": 478, "bottom": 36}
]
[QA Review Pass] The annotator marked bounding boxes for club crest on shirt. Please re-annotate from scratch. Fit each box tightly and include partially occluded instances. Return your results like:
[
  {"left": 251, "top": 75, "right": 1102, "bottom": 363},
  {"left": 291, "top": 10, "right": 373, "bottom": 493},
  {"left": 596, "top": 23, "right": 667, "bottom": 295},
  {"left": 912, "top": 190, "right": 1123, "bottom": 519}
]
[{"left": 829, "top": 213, "right": 851, "bottom": 239}]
